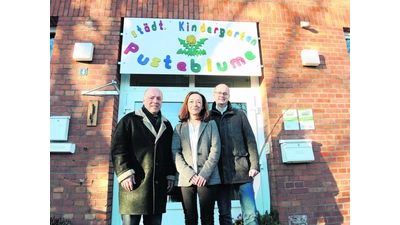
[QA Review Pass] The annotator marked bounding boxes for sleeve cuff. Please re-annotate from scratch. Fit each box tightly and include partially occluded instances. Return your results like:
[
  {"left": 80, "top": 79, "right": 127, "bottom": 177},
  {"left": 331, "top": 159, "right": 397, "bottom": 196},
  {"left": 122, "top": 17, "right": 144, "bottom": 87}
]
[
  {"left": 117, "top": 169, "right": 135, "bottom": 183},
  {"left": 166, "top": 175, "right": 175, "bottom": 181}
]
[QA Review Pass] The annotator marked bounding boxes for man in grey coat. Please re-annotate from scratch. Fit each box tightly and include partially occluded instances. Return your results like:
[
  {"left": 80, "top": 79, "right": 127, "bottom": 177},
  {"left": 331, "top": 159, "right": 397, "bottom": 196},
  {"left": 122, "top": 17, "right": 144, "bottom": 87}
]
[
  {"left": 210, "top": 83, "right": 260, "bottom": 225},
  {"left": 111, "top": 87, "right": 175, "bottom": 225}
]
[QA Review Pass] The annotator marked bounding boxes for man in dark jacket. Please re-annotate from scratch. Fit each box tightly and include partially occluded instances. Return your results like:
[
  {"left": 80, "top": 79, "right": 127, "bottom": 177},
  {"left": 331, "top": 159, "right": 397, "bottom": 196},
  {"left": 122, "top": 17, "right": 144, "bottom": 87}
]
[
  {"left": 210, "top": 83, "right": 260, "bottom": 225},
  {"left": 111, "top": 87, "right": 175, "bottom": 225}
]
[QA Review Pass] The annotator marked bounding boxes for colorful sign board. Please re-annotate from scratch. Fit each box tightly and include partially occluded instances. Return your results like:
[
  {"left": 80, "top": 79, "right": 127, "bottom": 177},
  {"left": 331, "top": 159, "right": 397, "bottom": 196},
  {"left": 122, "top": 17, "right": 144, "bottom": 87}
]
[{"left": 120, "top": 18, "right": 262, "bottom": 76}]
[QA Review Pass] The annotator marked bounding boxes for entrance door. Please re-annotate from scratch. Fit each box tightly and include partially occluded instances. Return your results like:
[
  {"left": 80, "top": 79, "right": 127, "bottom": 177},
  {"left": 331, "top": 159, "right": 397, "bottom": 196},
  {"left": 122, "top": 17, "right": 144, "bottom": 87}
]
[{"left": 111, "top": 74, "right": 270, "bottom": 225}]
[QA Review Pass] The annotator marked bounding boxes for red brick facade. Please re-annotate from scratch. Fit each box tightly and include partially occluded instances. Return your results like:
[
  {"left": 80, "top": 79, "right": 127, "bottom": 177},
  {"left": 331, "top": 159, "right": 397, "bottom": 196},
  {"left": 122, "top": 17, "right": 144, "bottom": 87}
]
[{"left": 50, "top": 1, "right": 350, "bottom": 224}]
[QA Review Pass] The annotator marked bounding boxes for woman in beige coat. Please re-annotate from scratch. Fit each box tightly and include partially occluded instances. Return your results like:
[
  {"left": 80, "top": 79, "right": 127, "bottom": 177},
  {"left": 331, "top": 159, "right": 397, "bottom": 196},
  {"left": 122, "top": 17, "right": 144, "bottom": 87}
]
[{"left": 171, "top": 91, "right": 221, "bottom": 225}]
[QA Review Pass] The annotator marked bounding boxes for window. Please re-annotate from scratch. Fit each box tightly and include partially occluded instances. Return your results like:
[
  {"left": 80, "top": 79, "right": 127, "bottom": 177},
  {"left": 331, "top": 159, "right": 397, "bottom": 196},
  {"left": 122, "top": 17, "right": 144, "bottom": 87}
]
[
  {"left": 130, "top": 74, "right": 189, "bottom": 87},
  {"left": 50, "top": 29, "right": 55, "bottom": 58},
  {"left": 195, "top": 75, "right": 250, "bottom": 87},
  {"left": 129, "top": 74, "right": 251, "bottom": 88},
  {"left": 344, "top": 27, "right": 350, "bottom": 55},
  {"left": 50, "top": 17, "right": 58, "bottom": 59}
]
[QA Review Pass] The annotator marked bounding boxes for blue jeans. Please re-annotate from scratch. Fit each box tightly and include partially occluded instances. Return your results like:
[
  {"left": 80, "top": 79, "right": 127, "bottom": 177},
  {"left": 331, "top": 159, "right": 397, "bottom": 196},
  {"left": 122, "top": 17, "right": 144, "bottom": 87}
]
[
  {"left": 121, "top": 214, "right": 162, "bottom": 225},
  {"left": 217, "top": 182, "right": 258, "bottom": 225}
]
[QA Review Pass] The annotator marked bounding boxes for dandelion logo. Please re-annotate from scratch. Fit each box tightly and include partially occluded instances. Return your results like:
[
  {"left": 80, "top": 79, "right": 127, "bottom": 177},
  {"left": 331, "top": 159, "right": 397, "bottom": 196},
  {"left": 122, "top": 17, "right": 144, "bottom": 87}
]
[{"left": 176, "top": 35, "right": 208, "bottom": 57}]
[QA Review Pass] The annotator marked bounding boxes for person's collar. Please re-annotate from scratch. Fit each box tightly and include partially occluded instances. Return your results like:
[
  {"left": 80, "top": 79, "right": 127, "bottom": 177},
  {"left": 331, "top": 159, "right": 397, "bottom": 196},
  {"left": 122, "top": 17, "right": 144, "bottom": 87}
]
[
  {"left": 142, "top": 105, "right": 160, "bottom": 119},
  {"left": 216, "top": 105, "right": 228, "bottom": 114}
]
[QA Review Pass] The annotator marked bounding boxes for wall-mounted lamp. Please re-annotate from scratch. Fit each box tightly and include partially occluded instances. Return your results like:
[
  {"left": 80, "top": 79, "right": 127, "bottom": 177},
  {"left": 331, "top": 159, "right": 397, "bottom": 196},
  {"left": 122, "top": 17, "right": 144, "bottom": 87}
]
[
  {"left": 73, "top": 42, "right": 94, "bottom": 61},
  {"left": 301, "top": 49, "right": 320, "bottom": 66},
  {"left": 300, "top": 21, "right": 310, "bottom": 28}
]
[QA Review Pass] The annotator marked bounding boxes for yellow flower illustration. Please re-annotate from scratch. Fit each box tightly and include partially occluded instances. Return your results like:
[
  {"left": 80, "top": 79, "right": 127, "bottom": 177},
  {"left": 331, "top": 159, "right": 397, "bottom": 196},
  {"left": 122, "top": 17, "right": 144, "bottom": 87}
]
[
  {"left": 177, "top": 35, "right": 208, "bottom": 56},
  {"left": 186, "top": 35, "right": 197, "bottom": 46}
]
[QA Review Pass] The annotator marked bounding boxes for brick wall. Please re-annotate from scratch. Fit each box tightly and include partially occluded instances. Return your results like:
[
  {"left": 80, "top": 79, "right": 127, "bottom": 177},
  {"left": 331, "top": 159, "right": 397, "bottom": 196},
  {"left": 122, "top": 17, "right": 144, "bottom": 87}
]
[
  {"left": 259, "top": 6, "right": 350, "bottom": 224},
  {"left": 50, "top": 1, "right": 350, "bottom": 224},
  {"left": 50, "top": 15, "right": 121, "bottom": 225}
]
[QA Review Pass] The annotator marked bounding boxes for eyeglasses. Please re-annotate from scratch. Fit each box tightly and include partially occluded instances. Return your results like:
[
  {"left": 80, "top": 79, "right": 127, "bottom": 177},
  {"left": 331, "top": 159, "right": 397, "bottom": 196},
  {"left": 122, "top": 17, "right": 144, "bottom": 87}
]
[{"left": 214, "top": 91, "right": 229, "bottom": 96}]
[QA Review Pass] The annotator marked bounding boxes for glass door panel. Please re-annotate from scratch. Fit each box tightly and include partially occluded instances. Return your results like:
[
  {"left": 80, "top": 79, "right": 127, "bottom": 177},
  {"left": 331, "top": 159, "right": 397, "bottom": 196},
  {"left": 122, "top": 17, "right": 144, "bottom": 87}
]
[{"left": 112, "top": 74, "right": 270, "bottom": 225}]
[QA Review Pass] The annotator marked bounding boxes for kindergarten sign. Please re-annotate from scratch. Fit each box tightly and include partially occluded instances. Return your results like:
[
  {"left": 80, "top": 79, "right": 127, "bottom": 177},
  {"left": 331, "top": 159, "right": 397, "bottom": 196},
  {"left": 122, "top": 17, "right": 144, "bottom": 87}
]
[{"left": 120, "top": 18, "right": 262, "bottom": 76}]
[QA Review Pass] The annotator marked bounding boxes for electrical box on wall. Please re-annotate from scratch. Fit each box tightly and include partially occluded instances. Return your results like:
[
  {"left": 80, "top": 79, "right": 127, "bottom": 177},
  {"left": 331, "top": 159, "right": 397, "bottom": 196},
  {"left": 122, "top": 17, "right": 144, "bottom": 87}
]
[
  {"left": 50, "top": 116, "right": 71, "bottom": 141},
  {"left": 279, "top": 139, "right": 314, "bottom": 163},
  {"left": 50, "top": 116, "right": 75, "bottom": 153}
]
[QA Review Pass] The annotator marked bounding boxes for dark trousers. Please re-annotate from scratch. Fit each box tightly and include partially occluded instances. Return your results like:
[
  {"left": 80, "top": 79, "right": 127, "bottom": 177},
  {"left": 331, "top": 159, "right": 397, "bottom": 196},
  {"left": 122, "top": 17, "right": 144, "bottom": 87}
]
[
  {"left": 180, "top": 185, "right": 218, "bottom": 225},
  {"left": 121, "top": 214, "right": 162, "bottom": 225},
  {"left": 216, "top": 184, "right": 233, "bottom": 225}
]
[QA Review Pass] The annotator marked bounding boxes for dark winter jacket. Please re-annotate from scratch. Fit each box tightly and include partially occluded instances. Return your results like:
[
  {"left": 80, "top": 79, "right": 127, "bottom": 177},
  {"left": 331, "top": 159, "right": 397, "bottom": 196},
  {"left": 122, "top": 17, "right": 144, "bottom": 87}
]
[
  {"left": 172, "top": 120, "right": 221, "bottom": 187},
  {"left": 210, "top": 101, "right": 260, "bottom": 184},
  {"left": 111, "top": 108, "right": 175, "bottom": 215}
]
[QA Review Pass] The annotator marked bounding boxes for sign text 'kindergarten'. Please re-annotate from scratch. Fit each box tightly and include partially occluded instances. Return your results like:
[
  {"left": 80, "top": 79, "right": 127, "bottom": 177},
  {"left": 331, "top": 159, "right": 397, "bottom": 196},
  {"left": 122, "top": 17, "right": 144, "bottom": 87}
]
[{"left": 120, "top": 18, "right": 262, "bottom": 76}]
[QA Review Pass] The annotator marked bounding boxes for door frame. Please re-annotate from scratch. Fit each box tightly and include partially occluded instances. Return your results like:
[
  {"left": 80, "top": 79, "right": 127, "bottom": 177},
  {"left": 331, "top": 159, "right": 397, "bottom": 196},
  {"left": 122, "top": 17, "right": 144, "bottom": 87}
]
[{"left": 111, "top": 74, "right": 270, "bottom": 225}]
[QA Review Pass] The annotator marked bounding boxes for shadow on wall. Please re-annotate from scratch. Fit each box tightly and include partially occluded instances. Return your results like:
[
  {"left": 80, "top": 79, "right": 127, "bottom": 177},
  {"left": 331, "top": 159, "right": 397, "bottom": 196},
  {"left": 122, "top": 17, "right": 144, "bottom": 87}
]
[
  {"left": 276, "top": 128, "right": 344, "bottom": 225},
  {"left": 50, "top": 150, "right": 112, "bottom": 223}
]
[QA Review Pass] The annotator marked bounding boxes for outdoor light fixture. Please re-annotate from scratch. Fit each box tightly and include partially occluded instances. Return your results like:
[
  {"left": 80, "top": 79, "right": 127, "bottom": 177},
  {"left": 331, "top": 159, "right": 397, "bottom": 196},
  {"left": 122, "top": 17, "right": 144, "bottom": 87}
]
[
  {"left": 300, "top": 21, "right": 310, "bottom": 28},
  {"left": 73, "top": 42, "right": 94, "bottom": 61},
  {"left": 301, "top": 49, "right": 320, "bottom": 66}
]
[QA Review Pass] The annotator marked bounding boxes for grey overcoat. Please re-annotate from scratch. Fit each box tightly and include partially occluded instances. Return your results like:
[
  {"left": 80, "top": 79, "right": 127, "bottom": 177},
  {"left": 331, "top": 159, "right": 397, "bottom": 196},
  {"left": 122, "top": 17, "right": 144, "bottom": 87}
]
[
  {"left": 171, "top": 120, "right": 221, "bottom": 186},
  {"left": 210, "top": 101, "right": 260, "bottom": 184}
]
